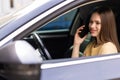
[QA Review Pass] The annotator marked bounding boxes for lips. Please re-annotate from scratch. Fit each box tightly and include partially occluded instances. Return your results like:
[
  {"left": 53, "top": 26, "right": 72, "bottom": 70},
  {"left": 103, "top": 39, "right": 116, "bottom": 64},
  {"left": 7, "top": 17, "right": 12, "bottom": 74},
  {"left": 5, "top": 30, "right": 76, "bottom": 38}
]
[{"left": 90, "top": 30, "right": 96, "bottom": 33}]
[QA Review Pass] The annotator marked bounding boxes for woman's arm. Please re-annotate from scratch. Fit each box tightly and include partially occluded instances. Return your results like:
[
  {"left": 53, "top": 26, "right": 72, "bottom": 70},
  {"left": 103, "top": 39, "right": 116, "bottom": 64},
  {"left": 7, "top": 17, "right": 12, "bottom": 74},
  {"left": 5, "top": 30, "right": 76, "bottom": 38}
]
[
  {"left": 72, "top": 43, "right": 81, "bottom": 58},
  {"left": 71, "top": 25, "right": 87, "bottom": 58}
]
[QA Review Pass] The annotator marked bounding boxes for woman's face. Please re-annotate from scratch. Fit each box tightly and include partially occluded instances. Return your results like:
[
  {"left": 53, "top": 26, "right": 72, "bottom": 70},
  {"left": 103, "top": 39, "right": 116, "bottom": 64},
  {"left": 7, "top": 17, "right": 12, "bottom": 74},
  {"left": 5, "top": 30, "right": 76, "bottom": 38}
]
[{"left": 89, "top": 12, "right": 101, "bottom": 37}]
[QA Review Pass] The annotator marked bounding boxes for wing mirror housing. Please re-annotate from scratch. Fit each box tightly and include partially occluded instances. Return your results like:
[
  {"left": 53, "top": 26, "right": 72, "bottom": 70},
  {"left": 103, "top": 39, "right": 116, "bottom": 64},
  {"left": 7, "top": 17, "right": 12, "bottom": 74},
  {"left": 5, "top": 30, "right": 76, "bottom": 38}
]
[{"left": 0, "top": 40, "right": 41, "bottom": 80}]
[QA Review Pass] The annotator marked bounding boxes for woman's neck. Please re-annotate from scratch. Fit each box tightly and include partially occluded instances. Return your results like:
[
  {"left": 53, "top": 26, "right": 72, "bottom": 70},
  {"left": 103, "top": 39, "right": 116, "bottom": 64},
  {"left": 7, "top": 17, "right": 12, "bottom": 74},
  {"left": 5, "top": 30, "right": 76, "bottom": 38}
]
[{"left": 93, "top": 37, "right": 102, "bottom": 47}]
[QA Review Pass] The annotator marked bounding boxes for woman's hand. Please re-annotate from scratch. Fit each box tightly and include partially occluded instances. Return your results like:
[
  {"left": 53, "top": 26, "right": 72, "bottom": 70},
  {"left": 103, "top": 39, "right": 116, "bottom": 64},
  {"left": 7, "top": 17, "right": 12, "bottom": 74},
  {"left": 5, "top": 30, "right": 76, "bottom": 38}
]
[{"left": 74, "top": 25, "right": 88, "bottom": 45}]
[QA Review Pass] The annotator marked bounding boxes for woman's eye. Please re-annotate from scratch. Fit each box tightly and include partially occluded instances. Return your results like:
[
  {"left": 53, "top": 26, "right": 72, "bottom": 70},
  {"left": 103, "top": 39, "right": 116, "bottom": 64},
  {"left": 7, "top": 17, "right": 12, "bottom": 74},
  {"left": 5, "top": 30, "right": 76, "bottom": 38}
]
[
  {"left": 95, "top": 21, "right": 101, "bottom": 25},
  {"left": 96, "top": 21, "right": 101, "bottom": 25}
]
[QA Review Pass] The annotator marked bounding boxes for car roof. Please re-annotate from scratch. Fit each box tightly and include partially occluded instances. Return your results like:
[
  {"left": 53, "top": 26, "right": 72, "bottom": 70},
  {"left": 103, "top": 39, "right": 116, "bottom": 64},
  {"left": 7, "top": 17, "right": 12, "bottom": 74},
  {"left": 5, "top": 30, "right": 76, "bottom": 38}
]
[{"left": 0, "top": 0, "right": 64, "bottom": 41}]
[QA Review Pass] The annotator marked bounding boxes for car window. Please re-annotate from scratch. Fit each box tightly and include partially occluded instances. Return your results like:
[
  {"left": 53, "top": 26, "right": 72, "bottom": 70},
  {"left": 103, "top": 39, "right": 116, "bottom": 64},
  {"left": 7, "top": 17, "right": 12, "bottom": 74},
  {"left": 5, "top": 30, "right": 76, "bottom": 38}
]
[{"left": 39, "top": 9, "right": 77, "bottom": 30}]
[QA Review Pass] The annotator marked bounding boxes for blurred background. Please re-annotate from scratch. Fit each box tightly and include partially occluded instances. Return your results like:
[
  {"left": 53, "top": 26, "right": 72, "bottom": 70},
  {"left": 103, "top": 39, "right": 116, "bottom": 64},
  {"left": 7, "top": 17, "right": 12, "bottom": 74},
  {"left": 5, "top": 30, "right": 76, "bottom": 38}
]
[{"left": 0, "top": 0, "right": 37, "bottom": 17}]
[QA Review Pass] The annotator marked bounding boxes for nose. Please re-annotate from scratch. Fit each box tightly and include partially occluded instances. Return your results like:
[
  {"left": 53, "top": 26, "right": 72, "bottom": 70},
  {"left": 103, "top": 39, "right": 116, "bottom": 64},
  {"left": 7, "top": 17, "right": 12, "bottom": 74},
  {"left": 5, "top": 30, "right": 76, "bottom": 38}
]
[{"left": 89, "top": 22, "right": 95, "bottom": 29}]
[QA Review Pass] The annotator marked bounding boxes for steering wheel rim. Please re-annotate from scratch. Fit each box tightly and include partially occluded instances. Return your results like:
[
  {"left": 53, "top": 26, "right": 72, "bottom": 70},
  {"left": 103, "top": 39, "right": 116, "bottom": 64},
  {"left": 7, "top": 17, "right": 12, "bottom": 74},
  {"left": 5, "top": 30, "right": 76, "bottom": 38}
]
[{"left": 32, "top": 32, "right": 52, "bottom": 60}]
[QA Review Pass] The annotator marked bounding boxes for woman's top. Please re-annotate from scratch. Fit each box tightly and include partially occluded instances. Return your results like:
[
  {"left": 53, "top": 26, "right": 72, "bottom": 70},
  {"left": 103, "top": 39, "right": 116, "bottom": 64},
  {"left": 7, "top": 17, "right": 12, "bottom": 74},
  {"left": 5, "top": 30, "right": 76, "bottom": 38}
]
[{"left": 84, "top": 41, "right": 118, "bottom": 57}]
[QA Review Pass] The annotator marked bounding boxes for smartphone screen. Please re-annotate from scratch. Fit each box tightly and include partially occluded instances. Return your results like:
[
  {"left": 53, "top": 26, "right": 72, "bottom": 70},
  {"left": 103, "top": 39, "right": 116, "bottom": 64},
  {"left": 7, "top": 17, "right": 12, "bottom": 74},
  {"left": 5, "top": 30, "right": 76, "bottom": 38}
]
[{"left": 79, "top": 25, "right": 89, "bottom": 38}]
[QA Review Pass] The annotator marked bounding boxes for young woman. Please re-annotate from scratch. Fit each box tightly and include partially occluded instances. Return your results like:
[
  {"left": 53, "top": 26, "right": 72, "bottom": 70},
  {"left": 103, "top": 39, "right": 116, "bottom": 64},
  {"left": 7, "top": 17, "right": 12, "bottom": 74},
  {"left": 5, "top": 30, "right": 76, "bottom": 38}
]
[{"left": 72, "top": 6, "right": 120, "bottom": 58}]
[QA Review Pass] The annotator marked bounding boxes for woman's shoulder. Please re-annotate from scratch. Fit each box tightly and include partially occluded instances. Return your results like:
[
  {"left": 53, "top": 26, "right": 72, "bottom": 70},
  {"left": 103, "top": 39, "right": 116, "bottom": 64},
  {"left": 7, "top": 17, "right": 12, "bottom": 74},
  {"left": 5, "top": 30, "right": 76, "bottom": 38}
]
[
  {"left": 99, "top": 42, "right": 118, "bottom": 55},
  {"left": 102, "top": 42, "right": 116, "bottom": 48}
]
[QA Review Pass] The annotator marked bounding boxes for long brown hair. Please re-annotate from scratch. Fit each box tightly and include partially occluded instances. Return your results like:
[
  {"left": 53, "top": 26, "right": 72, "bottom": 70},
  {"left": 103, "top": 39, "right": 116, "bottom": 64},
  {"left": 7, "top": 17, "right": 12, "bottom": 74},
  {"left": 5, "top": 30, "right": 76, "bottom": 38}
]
[{"left": 86, "top": 6, "right": 120, "bottom": 52}]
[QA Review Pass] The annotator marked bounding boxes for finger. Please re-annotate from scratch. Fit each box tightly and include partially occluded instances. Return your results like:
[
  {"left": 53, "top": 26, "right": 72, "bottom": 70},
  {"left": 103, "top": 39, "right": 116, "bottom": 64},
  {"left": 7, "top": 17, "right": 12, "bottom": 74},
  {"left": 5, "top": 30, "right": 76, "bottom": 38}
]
[
  {"left": 80, "top": 25, "right": 85, "bottom": 28},
  {"left": 78, "top": 25, "right": 85, "bottom": 30}
]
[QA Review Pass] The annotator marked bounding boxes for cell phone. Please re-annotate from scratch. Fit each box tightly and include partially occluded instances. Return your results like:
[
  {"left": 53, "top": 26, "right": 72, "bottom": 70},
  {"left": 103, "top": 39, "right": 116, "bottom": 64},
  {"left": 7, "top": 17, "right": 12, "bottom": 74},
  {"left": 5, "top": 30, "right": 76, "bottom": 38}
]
[{"left": 79, "top": 25, "right": 89, "bottom": 38}]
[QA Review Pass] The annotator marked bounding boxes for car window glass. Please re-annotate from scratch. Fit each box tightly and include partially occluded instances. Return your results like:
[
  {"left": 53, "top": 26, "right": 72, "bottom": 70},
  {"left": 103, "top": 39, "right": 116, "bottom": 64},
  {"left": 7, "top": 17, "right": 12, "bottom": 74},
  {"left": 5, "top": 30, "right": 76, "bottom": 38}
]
[{"left": 38, "top": 9, "right": 77, "bottom": 30}]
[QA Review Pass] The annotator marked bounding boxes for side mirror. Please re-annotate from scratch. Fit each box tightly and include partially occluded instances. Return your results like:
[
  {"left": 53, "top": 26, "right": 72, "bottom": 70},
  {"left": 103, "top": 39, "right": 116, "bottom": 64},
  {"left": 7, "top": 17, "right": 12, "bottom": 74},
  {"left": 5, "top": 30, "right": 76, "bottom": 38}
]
[{"left": 0, "top": 40, "right": 41, "bottom": 80}]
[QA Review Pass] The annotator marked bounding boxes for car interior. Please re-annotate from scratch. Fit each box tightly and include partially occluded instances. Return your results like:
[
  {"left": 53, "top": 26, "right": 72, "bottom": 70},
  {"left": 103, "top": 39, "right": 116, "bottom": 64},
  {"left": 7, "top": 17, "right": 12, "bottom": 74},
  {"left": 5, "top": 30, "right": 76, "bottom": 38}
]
[
  {"left": 1, "top": 1, "right": 120, "bottom": 80},
  {"left": 22, "top": 0, "right": 120, "bottom": 60}
]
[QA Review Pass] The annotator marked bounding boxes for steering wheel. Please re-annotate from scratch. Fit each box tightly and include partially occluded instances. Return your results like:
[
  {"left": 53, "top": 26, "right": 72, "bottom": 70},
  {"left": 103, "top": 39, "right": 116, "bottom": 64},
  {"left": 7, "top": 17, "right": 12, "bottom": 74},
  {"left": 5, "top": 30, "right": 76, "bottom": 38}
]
[{"left": 32, "top": 32, "right": 52, "bottom": 60}]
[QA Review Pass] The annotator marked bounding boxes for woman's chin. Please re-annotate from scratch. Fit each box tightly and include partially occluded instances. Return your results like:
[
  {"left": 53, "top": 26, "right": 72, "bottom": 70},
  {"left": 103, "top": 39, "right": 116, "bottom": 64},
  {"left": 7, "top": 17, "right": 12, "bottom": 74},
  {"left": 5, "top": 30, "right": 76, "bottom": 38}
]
[{"left": 91, "top": 34, "right": 97, "bottom": 37}]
